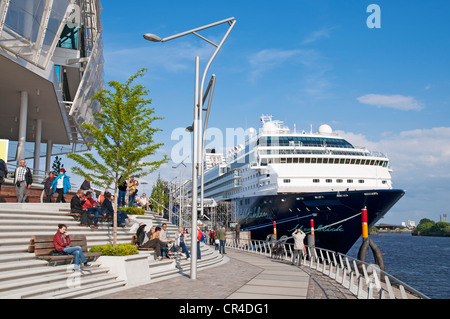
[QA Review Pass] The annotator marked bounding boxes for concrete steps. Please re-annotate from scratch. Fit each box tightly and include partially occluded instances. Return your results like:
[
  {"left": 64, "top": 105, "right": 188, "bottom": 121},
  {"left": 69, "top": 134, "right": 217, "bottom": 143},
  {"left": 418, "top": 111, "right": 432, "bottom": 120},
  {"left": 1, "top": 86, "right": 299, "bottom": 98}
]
[{"left": 0, "top": 203, "right": 225, "bottom": 298}]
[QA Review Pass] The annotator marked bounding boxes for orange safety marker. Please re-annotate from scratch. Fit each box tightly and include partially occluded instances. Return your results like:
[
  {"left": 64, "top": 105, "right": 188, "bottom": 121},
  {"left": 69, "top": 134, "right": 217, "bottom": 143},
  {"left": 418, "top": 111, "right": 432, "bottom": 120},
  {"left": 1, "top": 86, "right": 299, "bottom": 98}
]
[
  {"left": 361, "top": 207, "right": 368, "bottom": 238},
  {"left": 273, "top": 221, "right": 277, "bottom": 235},
  {"left": 310, "top": 219, "right": 315, "bottom": 236}
]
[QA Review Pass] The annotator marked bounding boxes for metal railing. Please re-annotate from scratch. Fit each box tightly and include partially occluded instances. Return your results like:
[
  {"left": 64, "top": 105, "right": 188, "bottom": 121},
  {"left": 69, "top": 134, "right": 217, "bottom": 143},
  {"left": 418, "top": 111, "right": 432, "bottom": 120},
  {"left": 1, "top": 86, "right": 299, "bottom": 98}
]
[{"left": 225, "top": 238, "right": 429, "bottom": 299}]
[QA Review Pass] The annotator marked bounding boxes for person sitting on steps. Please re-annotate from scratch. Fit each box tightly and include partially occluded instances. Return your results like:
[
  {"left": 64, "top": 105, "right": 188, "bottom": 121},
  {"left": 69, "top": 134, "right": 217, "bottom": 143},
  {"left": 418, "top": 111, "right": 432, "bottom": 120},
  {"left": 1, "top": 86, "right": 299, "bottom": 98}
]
[
  {"left": 70, "top": 189, "right": 95, "bottom": 228},
  {"left": 82, "top": 191, "right": 105, "bottom": 227},
  {"left": 141, "top": 226, "right": 168, "bottom": 261},
  {"left": 101, "top": 192, "right": 129, "bottom": 227}
]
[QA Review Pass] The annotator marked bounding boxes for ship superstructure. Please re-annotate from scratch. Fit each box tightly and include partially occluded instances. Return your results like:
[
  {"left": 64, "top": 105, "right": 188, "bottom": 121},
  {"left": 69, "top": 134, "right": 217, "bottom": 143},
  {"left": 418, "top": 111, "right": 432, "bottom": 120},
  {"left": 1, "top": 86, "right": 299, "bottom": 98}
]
[{"left": 186, "top": 115, "right": 404, "bottom": 253}]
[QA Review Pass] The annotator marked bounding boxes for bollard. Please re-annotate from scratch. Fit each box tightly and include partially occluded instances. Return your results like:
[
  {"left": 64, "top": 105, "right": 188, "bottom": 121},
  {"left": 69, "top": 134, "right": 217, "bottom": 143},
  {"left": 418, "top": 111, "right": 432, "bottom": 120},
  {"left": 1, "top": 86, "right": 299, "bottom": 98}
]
[
  {"left": 361, "top": 207, "right": 369, "bottom": 239},
  {"left": 307, "top": 219, "right": 315, "bottom": 248},
  {"left": 357, "top": 207, "right": 385, "bottom": 279},
  {"left": 273, "top": 221, "right": 277, "bottom": 240}
]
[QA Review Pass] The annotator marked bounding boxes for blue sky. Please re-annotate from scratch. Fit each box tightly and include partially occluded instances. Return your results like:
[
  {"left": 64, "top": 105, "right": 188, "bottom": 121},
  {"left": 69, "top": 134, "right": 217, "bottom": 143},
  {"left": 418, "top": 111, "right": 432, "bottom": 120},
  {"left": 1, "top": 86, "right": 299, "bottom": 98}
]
[{"left": 69, "top": 0, "right": 450, "bottom": 225}]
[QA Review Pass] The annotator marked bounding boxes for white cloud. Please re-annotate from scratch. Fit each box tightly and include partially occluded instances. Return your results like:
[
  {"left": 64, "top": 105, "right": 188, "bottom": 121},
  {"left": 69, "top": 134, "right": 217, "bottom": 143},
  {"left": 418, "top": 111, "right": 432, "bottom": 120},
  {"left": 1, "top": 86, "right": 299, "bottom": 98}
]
[
  {"left": 337, "top": 127, "right": 450, "bottom": 223},
  {"left": 248, "top": 48, "right": 307, "bottom": 81},
  {"left": 104, "top": 41, "right": 215, "bottom": 79},
  {"left": 357, "top": 94, "right": 424, "bottom": 111},
  {"left": 339, "top": 127, "right": 450, "bottom": 172},
  {"left": 302, "top": 26, "right": 337, "bottom": 45}
]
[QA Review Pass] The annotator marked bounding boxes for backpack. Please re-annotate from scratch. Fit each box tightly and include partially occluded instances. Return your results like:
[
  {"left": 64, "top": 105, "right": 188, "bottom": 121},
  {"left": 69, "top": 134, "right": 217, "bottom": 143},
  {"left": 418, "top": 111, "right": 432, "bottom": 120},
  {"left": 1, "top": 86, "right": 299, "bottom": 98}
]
[{"left": 197, "top": 228, "right": 203, "bottom": 241}]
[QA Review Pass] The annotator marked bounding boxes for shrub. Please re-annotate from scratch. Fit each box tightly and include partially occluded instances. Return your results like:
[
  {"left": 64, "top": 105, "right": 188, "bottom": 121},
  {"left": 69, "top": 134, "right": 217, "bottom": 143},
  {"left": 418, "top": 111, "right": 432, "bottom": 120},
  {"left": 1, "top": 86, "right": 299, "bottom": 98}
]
[
  {"left": 120, "top": 207, "right": 145, "bottom": 215},
  {"left": 89, "top": 243, "right": 138, "bottom": 256}
]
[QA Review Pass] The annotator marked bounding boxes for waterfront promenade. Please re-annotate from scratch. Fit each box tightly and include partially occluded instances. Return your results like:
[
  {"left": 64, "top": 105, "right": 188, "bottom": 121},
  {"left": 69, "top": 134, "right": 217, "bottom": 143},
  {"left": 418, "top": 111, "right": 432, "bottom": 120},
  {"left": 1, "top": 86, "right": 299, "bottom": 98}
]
[{"left": 100, "top": 249, "right": 356, "bottom": 299}]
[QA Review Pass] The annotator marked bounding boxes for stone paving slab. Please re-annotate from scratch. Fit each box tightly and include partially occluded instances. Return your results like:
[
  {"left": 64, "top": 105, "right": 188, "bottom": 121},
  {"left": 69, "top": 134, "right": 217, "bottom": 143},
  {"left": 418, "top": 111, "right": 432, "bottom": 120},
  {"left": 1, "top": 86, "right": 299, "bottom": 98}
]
[{"left": 99, "top": 248, "right": 356, "bottom": 300}]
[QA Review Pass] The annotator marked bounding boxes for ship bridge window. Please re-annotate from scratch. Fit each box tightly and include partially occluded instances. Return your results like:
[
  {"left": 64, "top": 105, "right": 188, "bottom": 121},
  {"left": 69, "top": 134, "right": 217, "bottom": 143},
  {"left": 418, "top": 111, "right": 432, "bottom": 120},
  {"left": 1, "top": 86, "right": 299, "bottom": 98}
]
[
  {"left": 283, "top": 179, "right": 291, "bottom": 183},
  {"left": 326, "top": 179, "right": 332, "bottom": 183},
  {"left": 313, "top": 179, "right": 320, "bottom": 183},
  {"left": 259, "top": 136, "right": 354, "bottom": 148}
]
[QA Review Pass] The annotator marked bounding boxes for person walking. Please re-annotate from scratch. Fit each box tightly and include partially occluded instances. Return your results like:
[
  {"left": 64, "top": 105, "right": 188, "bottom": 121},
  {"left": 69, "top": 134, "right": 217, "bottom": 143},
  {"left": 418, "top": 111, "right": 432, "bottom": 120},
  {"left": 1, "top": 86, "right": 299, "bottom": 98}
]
[
  {"left": 80, "top": 177, "right": 92, "bottom": 191},
  {"left": 196, "top": 225, "right": 203, "bottom": 259},
  {"left": 44, "top": 171, "right": 55, "bottom": 202},
  {"left": 51, "top": 168, "right": 71, "bottom": 203},
  {"left": 0, "top": 158, "right": 7, "bottom": 192},
  {"left": 217, "top": 227, "right": 227, "bottom": 255},
  {"left": 175, "top": 226, "right": 190, "bottom": 260},
  {"left": 292, "top": 229, "right": 306, "bottom": 265},
  {"left": 53, "top": 224, "right": 91, "bottom": 271},
  {"left": 13, "top": 159, "right": 33, "bottom": 202},
  {"left": 118, "top": 175, "right": 127, "bottom": 207}
]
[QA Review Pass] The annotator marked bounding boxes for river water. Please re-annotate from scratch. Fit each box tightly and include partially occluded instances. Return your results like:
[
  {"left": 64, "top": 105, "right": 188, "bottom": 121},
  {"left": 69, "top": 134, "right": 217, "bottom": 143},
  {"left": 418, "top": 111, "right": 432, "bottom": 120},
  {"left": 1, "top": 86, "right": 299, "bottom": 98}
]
[{"left": 347, "top": 233, "right": 450, "bottom": 299}]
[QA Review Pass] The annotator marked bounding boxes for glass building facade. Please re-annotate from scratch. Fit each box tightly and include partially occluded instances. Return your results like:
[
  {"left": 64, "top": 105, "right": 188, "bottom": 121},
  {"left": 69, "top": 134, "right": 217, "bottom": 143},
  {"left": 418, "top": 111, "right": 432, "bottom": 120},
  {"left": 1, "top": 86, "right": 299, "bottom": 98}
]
[{"left": 0, "top": 0, "right": 104, "bottom": 177}]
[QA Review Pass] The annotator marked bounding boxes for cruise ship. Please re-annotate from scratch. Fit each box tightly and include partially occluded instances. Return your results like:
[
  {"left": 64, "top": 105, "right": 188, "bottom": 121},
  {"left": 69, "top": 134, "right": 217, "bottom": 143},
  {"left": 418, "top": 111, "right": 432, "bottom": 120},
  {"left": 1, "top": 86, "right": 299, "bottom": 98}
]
[{"left": 193, "top": 115, "right": 404, "bottom": 254}]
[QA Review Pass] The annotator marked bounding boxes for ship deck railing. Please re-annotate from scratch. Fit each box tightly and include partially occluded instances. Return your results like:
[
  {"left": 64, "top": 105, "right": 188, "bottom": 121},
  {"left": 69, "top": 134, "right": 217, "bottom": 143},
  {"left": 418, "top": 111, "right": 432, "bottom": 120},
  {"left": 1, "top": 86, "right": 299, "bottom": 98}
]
[{"left": 225, "top": 238, "right": 429, "bottom": 300}]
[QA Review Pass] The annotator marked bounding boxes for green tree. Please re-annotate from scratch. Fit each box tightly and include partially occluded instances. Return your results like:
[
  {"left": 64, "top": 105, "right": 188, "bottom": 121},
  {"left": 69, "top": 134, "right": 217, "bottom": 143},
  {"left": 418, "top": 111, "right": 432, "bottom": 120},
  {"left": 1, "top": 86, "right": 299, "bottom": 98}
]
[
  {"left": 52, "top": 156, "right": 64, "bottom": 175},
  {"left": 415, "top": 218, "right": 435, "bottom": 235},
  {"left": 68, "top": 69, "right": 168, "bottom": 245},
  {"left": 150, "top": 174, "right": 168, "bottom": 216}
]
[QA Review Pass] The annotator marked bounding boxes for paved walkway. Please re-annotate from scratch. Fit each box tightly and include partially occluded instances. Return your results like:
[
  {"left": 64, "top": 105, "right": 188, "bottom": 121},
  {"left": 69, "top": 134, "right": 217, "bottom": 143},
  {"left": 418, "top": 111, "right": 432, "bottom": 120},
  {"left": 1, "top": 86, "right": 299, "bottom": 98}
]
[{"left": 100, "top": 248, "right": 355, "bottom": 300}]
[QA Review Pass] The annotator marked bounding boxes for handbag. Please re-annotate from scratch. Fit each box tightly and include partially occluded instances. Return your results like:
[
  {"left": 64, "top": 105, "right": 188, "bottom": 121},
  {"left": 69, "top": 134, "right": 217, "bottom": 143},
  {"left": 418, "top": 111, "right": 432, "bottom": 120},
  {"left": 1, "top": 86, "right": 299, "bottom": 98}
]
[{"left": 50, "top": 250, "right": 68, "bottom": 256}]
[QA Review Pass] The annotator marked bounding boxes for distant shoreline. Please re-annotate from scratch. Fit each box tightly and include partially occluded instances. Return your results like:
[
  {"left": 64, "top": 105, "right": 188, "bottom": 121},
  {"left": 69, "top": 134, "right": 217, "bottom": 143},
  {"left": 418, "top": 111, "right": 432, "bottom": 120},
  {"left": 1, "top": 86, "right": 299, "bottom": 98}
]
[
  {"left": 370, "top": 229, "right": 412, "bottom": 235},
  {"left": 411, "top": 231, "right": 450, "bottom": 237}
]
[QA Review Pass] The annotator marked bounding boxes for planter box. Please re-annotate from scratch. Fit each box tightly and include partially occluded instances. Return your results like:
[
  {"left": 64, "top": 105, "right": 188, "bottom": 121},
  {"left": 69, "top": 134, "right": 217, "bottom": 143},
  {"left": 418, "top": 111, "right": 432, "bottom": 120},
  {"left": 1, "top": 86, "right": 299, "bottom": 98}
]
[{"left": 97, "top": 252, "right": 151, "bottom": 285}]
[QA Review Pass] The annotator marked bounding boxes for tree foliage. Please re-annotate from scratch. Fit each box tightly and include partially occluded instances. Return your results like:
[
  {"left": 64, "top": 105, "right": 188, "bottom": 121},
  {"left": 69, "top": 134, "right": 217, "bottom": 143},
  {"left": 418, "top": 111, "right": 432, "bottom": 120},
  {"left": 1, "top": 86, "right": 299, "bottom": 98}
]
[
  {"left": 415, "top": 218, "right": 450, "bottom": 237},
  {"left": 150, "top": 174, "right": 169, "bottom": 216},
  {"left": 68, "top": 68, "right": 168, "bottom": 245}
]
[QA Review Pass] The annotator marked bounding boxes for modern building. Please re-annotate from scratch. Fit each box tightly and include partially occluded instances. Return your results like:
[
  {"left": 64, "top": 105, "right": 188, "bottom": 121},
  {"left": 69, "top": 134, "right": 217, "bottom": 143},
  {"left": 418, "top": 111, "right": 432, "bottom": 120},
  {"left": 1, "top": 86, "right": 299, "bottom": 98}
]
[{"left": 0, "top": 0, "right": 104, "bottom": 180}]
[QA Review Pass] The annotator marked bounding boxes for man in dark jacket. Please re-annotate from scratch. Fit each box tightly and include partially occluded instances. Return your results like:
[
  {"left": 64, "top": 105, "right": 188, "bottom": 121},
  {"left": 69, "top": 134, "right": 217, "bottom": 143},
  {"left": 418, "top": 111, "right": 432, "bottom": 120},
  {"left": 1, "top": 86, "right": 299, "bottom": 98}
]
[
  {"left": 70, "top": 189, "right": 95, "bottom": 228},
  {"left": 102, "top": 192, "right": 128, "bottom": 227},
  {"left": 0, "top": 158, "right": 7, "bottom": 192}
]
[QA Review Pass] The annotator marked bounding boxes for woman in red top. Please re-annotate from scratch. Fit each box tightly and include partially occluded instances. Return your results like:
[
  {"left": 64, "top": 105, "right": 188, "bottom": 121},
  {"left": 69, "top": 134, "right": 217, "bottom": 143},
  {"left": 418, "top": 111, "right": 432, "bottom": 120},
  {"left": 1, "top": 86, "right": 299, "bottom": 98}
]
[{"left": 53, "top": 224, "right": 90, "bottom": 271}]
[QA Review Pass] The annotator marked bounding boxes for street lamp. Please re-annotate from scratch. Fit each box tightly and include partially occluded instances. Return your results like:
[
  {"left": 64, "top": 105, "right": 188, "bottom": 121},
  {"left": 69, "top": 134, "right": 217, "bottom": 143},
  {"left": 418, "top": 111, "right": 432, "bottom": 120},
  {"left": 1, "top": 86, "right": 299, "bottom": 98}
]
[
  {"left": 173, "top": 155, "right": 189, "bottom": 227},
  {"left": 143, "top": 17, "right": 236, "bottom": 280}
]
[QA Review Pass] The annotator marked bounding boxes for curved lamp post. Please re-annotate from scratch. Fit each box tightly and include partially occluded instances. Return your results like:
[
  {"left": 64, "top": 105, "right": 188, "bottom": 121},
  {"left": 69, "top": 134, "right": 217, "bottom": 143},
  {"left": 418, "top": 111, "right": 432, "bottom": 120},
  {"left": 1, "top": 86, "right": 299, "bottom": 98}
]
[{"left": 143, "top": 17, "right": 236, "bottom": 280}]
